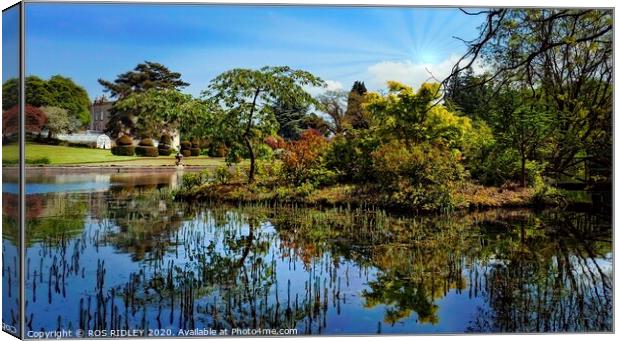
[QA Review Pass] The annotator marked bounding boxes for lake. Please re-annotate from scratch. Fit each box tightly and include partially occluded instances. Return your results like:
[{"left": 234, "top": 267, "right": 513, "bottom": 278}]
[{"left": 2, "top": 169, "right": 613, "bottom": 335}]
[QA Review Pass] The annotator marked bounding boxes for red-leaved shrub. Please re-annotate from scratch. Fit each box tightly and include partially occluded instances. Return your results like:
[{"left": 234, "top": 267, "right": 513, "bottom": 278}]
[{"left": 281, "top": 129, "right": 329, "bottom": 185}]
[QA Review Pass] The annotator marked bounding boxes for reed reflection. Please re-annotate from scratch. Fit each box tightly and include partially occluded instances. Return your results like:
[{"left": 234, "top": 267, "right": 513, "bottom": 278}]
[{"left": 22, "top": 185, "right": 611, "bottom": 334}]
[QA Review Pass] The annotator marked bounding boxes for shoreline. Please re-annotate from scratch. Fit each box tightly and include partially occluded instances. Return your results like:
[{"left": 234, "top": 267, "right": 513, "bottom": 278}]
[
  {"left": 175, "top": 182, "right": 577, "bottom": 215},
  {"left": 3, "top": 164, "right": 214, "bottom": 173}
]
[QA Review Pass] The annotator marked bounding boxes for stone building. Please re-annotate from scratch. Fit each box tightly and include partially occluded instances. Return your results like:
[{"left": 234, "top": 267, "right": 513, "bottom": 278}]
[
  {"left": 88, "top": 95, "right": 181, "bottom": 148},
  {"left": 90, "top": 95, "right": 113, "bottom": 132}
]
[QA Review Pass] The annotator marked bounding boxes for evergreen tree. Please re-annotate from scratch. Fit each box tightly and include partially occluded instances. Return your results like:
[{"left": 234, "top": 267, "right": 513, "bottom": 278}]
[
  {"left": 98, "top": 61, "right": 189, "bottom": 99},
  {"left": 344, "top": 81, "right": 369, "bottom": 129},
  {"left": 98, "top": 61, "right": 189, "bottom": 137}
]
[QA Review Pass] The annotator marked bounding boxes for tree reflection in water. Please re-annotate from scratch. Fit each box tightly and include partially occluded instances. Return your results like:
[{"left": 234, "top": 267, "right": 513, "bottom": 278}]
[{"left": 21, "top": 188, "right": 611, "bottom": 334}]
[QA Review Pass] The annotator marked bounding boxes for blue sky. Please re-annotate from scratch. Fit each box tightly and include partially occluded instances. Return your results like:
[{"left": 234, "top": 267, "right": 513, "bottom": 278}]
[
  {"left": 23, "top": 3, "right": 485, "bottom": 99},
  {"left": 2, "top": 4, "right": 19, "bottom": 82}
]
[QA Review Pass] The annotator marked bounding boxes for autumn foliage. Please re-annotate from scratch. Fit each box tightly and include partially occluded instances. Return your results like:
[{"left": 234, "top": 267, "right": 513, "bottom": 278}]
[
  {"left": 2, "top": 105, "right": 48, "bottom": 137},
  {"left": 281, "top": 129, "right": 329, "bottom": 185},
  {"left": 264, "top": 135, "right": 286, "bottom": 150}
]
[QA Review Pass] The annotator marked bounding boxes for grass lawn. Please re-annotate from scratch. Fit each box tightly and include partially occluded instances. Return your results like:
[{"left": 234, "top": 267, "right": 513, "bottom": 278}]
[{"left": 2, "top": 143, "right": 225, "bottom": 167}]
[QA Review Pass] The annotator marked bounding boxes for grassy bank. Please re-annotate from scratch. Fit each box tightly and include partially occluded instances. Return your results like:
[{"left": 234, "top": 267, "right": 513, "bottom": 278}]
[
  {"left": 175, "top": 180, "right": 555, "bottom": 214},
  {"left": 2, "top": 143, "right": 225, "bottom": 167}
]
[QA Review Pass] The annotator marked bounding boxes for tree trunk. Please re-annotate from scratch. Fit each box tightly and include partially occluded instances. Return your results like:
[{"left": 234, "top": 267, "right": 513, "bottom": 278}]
[
  {"left": 244, "top": 135, "right": 255, "bottom": 183},
  {"left": 243, "top": 88, "right": 261, "bottom": 184},
  {"left": 520, "top": 153, "right": 526, "bottom": 188}
]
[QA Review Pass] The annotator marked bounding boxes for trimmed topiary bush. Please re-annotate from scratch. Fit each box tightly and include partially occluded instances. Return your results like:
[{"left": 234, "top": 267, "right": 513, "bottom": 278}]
[
  {"left": 180, "top": 140, "right": 191, "bottom": 149},
  {"left": 158, "top": 145, "right": 173, "bottom": 156},
  {"left": 213, "top": 145, "right": 228, "bottom": 157},
  {"left": 138, "top": 138, "right": 154, "bottom": 147},
  {"left": 181, "top": 149, "right": 192, "bottom": 157},
  {"left": 111, "top": 145, "right": 135, "bottom": 156},
  {"left": 116, "top": 135, "right": 133, "bottom": 146},
  {"left": 190, "top": 147, "right": 200, "bottom": 156},
  {"left": 160, "top": 134, "right": 172, "bottom": 145},
  {"left": 135, "top": 146, "right": 159, "bottom": 157}
]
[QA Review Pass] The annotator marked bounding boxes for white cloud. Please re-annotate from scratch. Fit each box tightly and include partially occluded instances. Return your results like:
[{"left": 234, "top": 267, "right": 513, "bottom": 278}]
[
  {"left": 324, "top": 80, "right": 343, "bottom": 91},
  {"left": 306, "top": 79, "right": 344, "bottom": 97},
  {"left": 366, "top": 55, "right": 489, "bottom": 91}
]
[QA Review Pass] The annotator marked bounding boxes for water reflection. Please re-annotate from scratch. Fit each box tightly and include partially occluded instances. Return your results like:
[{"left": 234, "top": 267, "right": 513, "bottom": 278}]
[{"left": 15, "top": 172, "right": 613, "bottom": 334}]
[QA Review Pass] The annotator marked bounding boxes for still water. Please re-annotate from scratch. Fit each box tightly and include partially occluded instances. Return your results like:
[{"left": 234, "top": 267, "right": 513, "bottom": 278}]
[{"left": 2, "top": 170, "right": 613, "bottom": 335}]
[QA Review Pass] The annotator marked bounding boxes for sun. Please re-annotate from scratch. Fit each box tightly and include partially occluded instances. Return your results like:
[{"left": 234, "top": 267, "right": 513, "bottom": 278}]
[{"left": 418, "top": 51, "right": 437, "bottom": 64}]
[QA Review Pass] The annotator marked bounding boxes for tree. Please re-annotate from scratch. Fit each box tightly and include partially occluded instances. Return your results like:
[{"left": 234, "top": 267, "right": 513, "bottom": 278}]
[
  {"left": 300, "top": 113, "right": 331, "bottom": 136},
  {"left": 443, "top": 67, "right": 492, "bottom": 121},
  {"left": 317, "top": 90, "right": 349, "bottom": 135},
  {"left": 447, "top": 9, "right": 612, "bottom": 182},
  {"left": 365, "top": 81, "right": 467, "bottom": 147},
  {"left": 99, "top": 62, "right": 190, "bottom": 137},
  {"left": 271, "top": 98, "right": 309, "bottom": 140},
  {"left": 204, "top": 66, "right": 324, "bottom": 183},
  {"left": 2, "top": 75, "right": 91, "bottom": 127},
  {"left": 344, "top": 81, "right": 369, "bottom": 129},
  {"left": 2, "top": 76, "right": 50, "bottom": 110},
  {"left": 41, "top": 106, "right": 78, "bottom": 138},
  {"left": 46, "top": 75, "right": 91, "bottom": 126},
  {"left": 98, "top": 61, "right": 189, "bottom": 99},
  {"left": 489, "top": 89, "right": 552, "bottom": 187},
  {"left": 2, "top": 105, "right": 47, "bottom": 138},
  {"left": 112, "top": 89, "right": 212, "bottom": 140}
]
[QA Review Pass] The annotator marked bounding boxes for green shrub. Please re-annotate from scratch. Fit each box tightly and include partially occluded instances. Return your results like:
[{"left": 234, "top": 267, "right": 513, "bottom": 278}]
[
  {"left": 181, "top": 172, "right": 204, "bottom": 190},
  {"left": 325, "top": 134, "right": 378, "bottom": 183},
  {"left": 306, "top": 168, "right": 337, "bottom": 187},
  {"left": 525, "top": 160, "right": 546, "bottom": 186},
  {"left": 191, "top": 140, "right": 200, "bottom": 148},
  {"left": 138, "top": 138, "right": 154, "bottom": 147},
  {"left": 26, "top": 157, "right": 50, "bottom": 165},
  {"left": 111, "top": 145, "right": 135, "bottom": 156},
  {"left": 116, "top": 135, "right": 133, "bottom": 146},
  {"left": 158, "top": 145, "right": 173, "bottom": 156},
  {"left": 213, "top": 165, "right": 233, "bottom": 184},
  {"left": 160, "top": 134, "right": 172, "bottom": 145},
  {"left": 181, "top": 149, "right": 192, "bottom": 157},
  {"left": 475, "top": 148, "right": 521, "bottom": 186},
  {"left": 369, "top": 140, "right": 464, "bottom": 211},
  {"left": 296, "top": 182, "right": 315, "bottom": 197},
  {"left": 211, "top": 144, "right": 228, "bottom": 157},
  {"left": 190, "top": 147, "right": 200, "bottom": 156},
  {"left": 180, "top": 141, "right": 191, "bottom": 149},
  {"left": 371, "top": 140, "right": 464, "bottom": 189},
  {"left": 255, "top": 143, "right": 274, "bottom": 160},
  {"left": 135, "top": 146, "right": 158, "bottom": 157},
  {"left": 261, "top": 160, "right": 283, "bottom": 178}
]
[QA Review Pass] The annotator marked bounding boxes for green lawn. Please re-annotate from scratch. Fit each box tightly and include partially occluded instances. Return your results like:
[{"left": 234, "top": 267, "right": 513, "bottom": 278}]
[{"left": 2, "top": 143, "right": 225, "bottom": 167}]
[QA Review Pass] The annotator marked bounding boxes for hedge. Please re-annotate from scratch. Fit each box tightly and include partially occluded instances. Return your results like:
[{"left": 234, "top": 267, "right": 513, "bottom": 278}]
[
  {"left": 190, "top": 147, "right": 201, "bottom": 156},
  {"left": 181, "top": 149, "right": 192, "bottom": 157},
  {"left": 180, "top": 140, "right": 191, "bottom": 149},
  {"left": 111, "top": 145, "right": 135, "bottom": 156},
  {"left": 116, "top": 135, "right": 133, "bottom": 146},
  {"left": 139, "top": 138, "right": 155, "bottom": 147},
  {"left": 135, "top": 146, "right": 159, "bottom": 157},
  {"left": 158, "top": 145, "right": 173, "bottom": 156}
]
